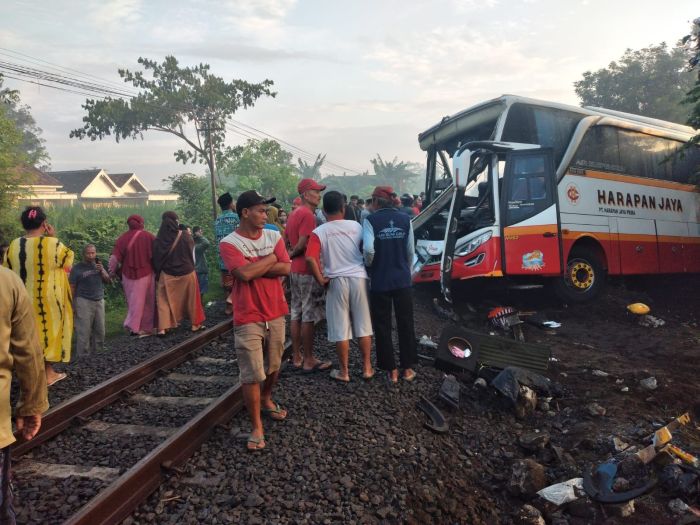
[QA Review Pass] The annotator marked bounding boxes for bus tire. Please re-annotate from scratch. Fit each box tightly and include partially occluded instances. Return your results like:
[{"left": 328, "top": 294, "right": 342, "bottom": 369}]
[{"left": 552, "top": 247, "right": 605, "bottom": 303}]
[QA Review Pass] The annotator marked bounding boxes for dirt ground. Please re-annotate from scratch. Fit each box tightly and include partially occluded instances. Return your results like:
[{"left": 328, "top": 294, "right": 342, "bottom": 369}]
[{"left": 409, "top": 274, "right": 700, "bottom": 524}]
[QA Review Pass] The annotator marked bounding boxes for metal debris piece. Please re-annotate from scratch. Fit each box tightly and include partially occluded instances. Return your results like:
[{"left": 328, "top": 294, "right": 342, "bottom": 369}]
[
  {"left": 416, "top": 396, "right": 449, "bottom": 434},
  {"left": 438, "top": 376, "right": 461, "bottom": 409},
  {"left": 536, "top": 477, "right": 583, "bottom": 506}
]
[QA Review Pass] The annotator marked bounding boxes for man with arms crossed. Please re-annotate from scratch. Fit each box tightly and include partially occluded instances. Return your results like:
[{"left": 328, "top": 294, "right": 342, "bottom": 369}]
[
  {"left": 0, "top": 266, "right": 49, "bottom": 521},
  {"left": 306, "top": 191, "right": 374, "bottom": 382},
  {"left": 286, "top": 178, "right": 331, "bottom": 373},
  {"left": 219, "top": 191, "right": 291, "bottom": 451}
]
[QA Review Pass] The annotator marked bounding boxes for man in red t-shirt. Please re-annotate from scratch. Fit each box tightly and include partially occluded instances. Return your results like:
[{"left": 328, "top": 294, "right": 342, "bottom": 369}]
[
  {"left": 286, "top": 178, "right": 331, "bottom": 373},
  {"left": 219, "top": 190, "right": 291, "bottom": 452}
]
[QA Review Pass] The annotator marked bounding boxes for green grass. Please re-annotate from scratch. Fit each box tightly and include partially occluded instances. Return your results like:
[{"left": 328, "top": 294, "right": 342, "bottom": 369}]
[{"left": 104, "top": 271, "right": 225, "bottom": 340}]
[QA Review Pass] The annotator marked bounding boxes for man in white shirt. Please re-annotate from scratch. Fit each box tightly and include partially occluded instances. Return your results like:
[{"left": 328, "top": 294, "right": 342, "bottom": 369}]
[{"left": 306, "top": 191, "right": 374, "bottom": 382}]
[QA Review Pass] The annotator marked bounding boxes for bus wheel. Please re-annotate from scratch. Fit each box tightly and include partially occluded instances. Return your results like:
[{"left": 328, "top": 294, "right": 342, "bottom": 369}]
[{"left": 553, "top": 248, "right": 605, "bottom": 303}]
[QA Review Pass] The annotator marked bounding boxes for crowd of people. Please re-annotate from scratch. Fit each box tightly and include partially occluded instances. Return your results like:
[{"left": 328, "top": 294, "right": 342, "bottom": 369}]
[
  {"left": 218, "top": 179, "right": 423, "bottom": 451},
  {"left": 0, "top": 180, "right": 425, "bottom": 461}
]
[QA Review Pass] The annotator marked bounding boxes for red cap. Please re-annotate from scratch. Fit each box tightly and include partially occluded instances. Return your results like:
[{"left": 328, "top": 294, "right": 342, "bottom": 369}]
[
  {"left": 372, "top": 185, "right": 395, "bottom": 201},
  {"left": 298, "top": 178, "right": 326, "bottom": 194}
]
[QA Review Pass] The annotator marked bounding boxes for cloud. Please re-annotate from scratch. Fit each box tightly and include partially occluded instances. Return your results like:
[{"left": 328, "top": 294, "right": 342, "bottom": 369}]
[
  {"left": 87, "top": 0, "right": 142, "bottom": 27},
  {"left": 175, "top": 41, "right": 338, "bottom": 64},
  {"left": 221, "top": 0, "right": 297, "bottom": 33},
  {"left": 364, "top": 25, "right": 569, "bottom": 108}
]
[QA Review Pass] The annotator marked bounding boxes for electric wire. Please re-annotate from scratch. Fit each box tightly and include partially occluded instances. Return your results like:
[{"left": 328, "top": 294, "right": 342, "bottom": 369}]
[{"left": 0, "top": 54, "right": 364, "bottom": 174}]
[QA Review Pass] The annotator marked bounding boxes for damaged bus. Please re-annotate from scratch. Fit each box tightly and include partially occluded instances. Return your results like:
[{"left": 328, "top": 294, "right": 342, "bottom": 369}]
[{"left": 413, "top": 95, "right": 700, "bottom": 302}]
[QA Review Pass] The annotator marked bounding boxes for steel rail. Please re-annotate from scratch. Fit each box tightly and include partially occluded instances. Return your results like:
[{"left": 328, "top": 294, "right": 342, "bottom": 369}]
[
  {"left": 12, "top": 320, "right": 233, "bottom": 457},
  {"left": 64, "top": 342, "right": 292, "bottom": 525},
  {"left": 64, "top": 381, "right": 244, "bottom": 525}
]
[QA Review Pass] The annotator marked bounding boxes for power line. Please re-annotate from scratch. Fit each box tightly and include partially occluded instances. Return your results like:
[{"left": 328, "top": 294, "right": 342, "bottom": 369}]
[{"left": 0, "top": 54, "right": 363, "bottom": 174}]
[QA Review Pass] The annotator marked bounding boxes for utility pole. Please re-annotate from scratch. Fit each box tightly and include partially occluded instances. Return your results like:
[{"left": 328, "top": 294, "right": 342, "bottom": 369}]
[{"left": 203, "top": 117, "right": 218, "bottom": 221}]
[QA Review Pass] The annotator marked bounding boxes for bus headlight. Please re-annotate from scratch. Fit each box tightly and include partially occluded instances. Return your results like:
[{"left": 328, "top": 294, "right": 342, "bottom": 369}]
[{"left": 455, "top": 231, "right": 492, "bottom": 257}]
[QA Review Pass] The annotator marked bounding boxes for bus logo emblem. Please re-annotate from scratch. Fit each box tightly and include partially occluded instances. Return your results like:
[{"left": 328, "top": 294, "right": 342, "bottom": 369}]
[{"left": 566, "top": 183, "right": 580, "bottom": 205}]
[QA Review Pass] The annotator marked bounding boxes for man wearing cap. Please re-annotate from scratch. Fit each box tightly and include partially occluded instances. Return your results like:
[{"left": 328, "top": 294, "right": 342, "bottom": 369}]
[
  {"left": 363, "top": 186, "right": 417, "bottom": 383},
  {"left": 215, "top": 192, "right": 240, "bottom": 315},
  {"left": 399, "top": 194, "right": 416, "bottom": 217},
  {"left": 286, "top": 178, "right": 332, "bottom": 373},
  {"left": 219, "top": 191, "right": 291, "bottom": 451}
]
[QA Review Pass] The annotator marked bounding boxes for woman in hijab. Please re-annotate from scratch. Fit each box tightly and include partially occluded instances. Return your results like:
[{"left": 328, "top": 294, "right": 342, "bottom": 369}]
[
  {"left": 265, "top": 206, "right": 285, "bottom": 237},
  {"left": 152, "top": 211, "right": 205, "bottom": 336},
  {"left": 109, "top": 214, "right": 157, "bottom": 337},
  {"left": 3, "top": 206, "right": 73, "bottom": 385}
]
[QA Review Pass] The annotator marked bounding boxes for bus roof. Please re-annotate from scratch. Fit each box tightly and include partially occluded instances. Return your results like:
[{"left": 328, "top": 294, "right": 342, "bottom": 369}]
[{"left": 418, "top": 95, "right": 698, "bottom": 151}]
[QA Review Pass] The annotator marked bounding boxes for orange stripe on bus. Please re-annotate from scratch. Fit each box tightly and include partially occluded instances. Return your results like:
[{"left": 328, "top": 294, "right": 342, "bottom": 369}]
[
  {"left": 562, "top": 232, "right": 700, "bottom": 244},
  {"left": 567, "top": 169, "right": 699, "bottom": 192}
]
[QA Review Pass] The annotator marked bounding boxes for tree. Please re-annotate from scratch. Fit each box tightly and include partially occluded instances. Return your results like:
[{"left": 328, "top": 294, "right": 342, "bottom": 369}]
[
  {"left": 683, "top": 18, "right": 700, "bottom": 145},
  {"left": 0, "top": 75, "right": 49, "bottom": 167},
  {"left": 574, "top": 43, "right": 695, "bottom": 123},
  {"left": 0, "top": 107, "right": 28, "bottom": 242},
  {"left": 70, "top": 56, "right": 276, "bottom": 218},
  {"left": 296, "top": 154, "right": 326, "bottom": 180},
  {"left": 166, "top": 172, "right": 212, "bottom": 234},
  {"left": 219, "top": 139, "right": 300, "bottom": 205},
  {"left": 370, "top": 155, "right": 422, "bottom": 194}
]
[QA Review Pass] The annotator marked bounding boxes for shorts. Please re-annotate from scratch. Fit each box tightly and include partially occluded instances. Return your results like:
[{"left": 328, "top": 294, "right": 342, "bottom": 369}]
[
  {"left": 197, "top": 272, "right": 209, "bottom": 295},
  {"left": 326, "top": 276, "right": 373, "bottom": 342},
  {"left": 221, "top": 270, "right": 234, "bottom": 293},
  {"left": 234, "top": 316, "right": 286, "bottom": 384},
  {"left": 289, "top": 273, "right": 326, "bottom": 323}
]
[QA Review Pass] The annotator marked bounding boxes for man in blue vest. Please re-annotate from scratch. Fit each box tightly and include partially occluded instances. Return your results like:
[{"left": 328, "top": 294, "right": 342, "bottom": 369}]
[{"left": 362, "top": 186, "right": 417, "bottom": 383}]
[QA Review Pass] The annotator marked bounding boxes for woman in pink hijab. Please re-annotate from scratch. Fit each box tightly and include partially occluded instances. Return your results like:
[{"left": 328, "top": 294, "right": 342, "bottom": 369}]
[{"left": 109, "top": 215, "right": 157, "bottom": 337}]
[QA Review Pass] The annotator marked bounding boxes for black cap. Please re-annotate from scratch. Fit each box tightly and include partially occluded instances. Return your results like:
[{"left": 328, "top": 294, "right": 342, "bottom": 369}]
[
  {"left": 217, "top": 192, "right": 233, "bottom": 210},
  {"left": 236, "top": 190, "right": 276, "bottom": 213}
]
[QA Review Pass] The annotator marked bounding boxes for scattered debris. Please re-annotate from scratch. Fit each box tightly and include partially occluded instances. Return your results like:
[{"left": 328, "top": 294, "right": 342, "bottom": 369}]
[
  {"left": 612, "top": 436, "right": 631, "bottom": 453},
  {"left": 638, "top": 314, "right": 666, "bottom": 328},
  {"left": 415, "top": 396, "right": 449, "bottom": 434},
  {"left": 669, "top": 498, "right": 690, "bottom": 515},
  {"left": 627, "top": 303, "right": 651, "bottom": 315},
  {"left": 521, "top": 312, "right": 562, "bottom": 330},
  {"left": 432, "top": 298, "right": 460, "bottom": 322},
  {"left": 491, "top": 367, "right": 555, "bottom": 404},
  {"left": 435, "top": 327, "right": 551, "bottom": 374},
  {"left": 438, "top": 376, "right": 460, "bottom": 409},
  {"left": 509, "top": 459, "right": 547, "bottom": 497},
  {"left": 519, "top": 430, "right": 550, "bottom": 451},
  {"left": 536, "top": 477, "right": 583, "bottom": 506},
  {"left": 418, "top": 335, "right": 438, "bottom": 349},
  {"left": 473, "top": 377, "right": 487, "bottom": 388},
  {"left": 583, "top": 461, "right": 656, "bottom": 504},
  {"left": 517, "top": 386, "right": 538, "bottom": 419},
  {"left": 621, "top": 387, "right": 629, "bottom": 393},
  {"left": 515, "top": 504, "right": 545, "bottom": 525},
  {"left": 639, "top": 377, "right": 658, "bottom": 390},
  {"left": 660, "top": 464, "right": 699, "bottom": 497},
  {"left": 488, "top": 306, "right": 525, "bottom": 341},
  {"left": 591, "top": 369, "right": 610, "bottom": 377},
  {"left": 586, "top": 403, "right": 606, "bottom": 417}
]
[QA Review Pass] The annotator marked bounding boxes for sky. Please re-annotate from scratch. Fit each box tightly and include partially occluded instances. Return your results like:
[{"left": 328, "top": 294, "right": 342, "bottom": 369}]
[{"left": 1, "top": 0, "right": 697, "bottom": 189}]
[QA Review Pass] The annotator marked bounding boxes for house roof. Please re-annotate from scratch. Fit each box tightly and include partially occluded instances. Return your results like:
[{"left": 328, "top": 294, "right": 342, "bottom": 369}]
[
  {"left": 13, "top": 166, "right": 62, "bottom": 186},
  {"left": 47, "top": 169, "right": 105, "bottom": 194},
  {"left": 109, "top": 173, "right": 134, "bottom": 187}
]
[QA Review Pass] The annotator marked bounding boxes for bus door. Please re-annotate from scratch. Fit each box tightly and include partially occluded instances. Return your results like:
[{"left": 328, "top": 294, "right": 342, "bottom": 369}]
[{"left": 500, "top": 149, "right": 562, "bottom": 276}]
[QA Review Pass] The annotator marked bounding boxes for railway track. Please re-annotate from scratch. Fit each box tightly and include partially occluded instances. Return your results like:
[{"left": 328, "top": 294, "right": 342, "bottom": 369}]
[{"left": 10, "top": 320, "right": 284, "bottom": 525}]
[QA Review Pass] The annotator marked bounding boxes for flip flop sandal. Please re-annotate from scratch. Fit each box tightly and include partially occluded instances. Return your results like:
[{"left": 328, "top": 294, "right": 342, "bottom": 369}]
[
  {"left": 247, "top": 434, "right": 266, "bottom": 451},
  {"left": 403, "top": 370, "right": 417, "bottom": 382},
  {"left": 302, "top": 361, "right": 332, "bottom": 374},
  {"left": 47, "top": 372, "right": 68, "bottom": 387},
  {"left": 386, "top": 371, "right": 398, "bottom": 385},
  {"left": 191, "top": 325, "right": 206, "bottom": 333},
  {"left": 329, "top": 369, "right": 350, "bottom": 383},
  {"left": 362, "top": 371, "right": 376, "bottom": 381},
  {"left": 261, "top": 403, "right": 287, "bottom": 421}
]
